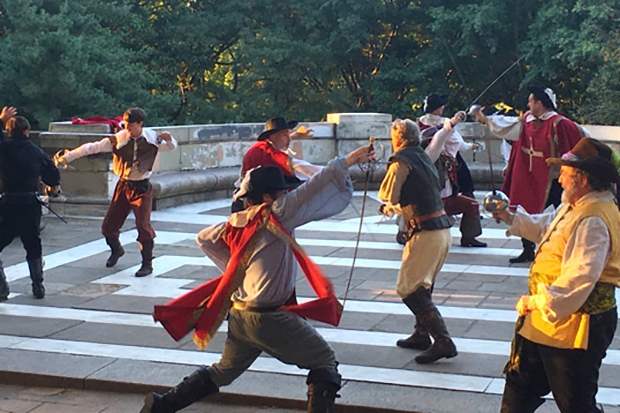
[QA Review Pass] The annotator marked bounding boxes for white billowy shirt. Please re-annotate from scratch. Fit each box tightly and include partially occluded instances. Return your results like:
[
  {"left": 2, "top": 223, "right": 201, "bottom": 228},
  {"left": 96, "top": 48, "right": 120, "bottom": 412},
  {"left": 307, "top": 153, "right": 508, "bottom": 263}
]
[
  {"left": 421, "top": 118, "right": 459, "bottom": 198},
  {"left": 484, "top": 110, "right": 591, "bottom": 143},
  {"left": 419, "top": 114, "right": 474, "bottom": 158},
  {"left": 62, "top": 128, "right": 177, "bottom": 181},
  {"left": 506, "top": 190, "right": 613, "bottom": 322}
]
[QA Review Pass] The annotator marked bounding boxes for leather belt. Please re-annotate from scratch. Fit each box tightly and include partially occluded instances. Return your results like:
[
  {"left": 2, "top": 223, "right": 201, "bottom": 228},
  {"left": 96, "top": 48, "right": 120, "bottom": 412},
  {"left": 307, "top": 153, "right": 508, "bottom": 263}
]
[
  {"left": 231, "top": 302, "right": 281, "bottom": 313},
  {"left": 121, "top": 179, "right": 149, "bottom": 186},
  {"left": 411, "top": 209, "right": 446, "bottom": 226}
]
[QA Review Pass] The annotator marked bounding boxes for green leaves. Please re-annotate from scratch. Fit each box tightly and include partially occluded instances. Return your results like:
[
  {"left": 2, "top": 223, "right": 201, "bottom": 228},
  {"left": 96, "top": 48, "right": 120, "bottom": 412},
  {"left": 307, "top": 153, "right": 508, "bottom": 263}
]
[{"left": 1, "top": 0, "right": 619, "bottom": 127}]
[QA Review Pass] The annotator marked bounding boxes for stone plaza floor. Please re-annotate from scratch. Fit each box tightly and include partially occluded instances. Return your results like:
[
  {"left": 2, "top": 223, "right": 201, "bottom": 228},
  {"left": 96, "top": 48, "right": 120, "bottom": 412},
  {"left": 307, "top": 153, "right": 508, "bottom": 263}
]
[{"left": 0, "top": 191, "right": 619, "bottom": 413}]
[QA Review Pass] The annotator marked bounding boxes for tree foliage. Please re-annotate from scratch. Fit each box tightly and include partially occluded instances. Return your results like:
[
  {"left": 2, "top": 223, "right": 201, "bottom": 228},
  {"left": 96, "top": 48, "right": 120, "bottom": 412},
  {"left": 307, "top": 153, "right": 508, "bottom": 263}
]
[{"left": 1, "top": 0, "right": 619, "bottom": 128}]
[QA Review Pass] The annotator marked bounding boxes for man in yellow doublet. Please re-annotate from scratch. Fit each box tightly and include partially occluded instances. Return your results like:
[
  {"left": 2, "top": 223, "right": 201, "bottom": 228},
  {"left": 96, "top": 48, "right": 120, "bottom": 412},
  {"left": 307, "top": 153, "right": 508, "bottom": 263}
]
[{"left": 494, "top": 138, "right": 620, "bottom": 413}]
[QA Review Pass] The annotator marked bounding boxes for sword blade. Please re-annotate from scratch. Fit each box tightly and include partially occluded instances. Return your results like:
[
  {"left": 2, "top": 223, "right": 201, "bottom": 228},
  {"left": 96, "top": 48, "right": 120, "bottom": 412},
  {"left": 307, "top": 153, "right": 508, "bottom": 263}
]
[
  {"left": 38, "top": 199, "right": 68, "bottom": 224},
  {"left": 469, "top": 56, "right": 524, "bottom": 108}
]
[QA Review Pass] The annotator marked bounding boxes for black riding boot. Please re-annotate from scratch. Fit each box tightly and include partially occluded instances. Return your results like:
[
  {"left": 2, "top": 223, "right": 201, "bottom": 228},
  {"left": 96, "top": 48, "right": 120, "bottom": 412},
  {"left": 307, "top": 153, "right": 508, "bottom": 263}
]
[
  {"left": 397, "top": 293, "right": 431, "bottom": 350},
  {"left": 509, "top": 238, "right": 535, "bottom": 263},
  {"left": 0, "top": 260, "right": 9, "bottom": 301},
  {"left": 307, "top": 369, "right": 341, "bottom": 413},
  {"left": 403, "top": 287, "right": 457, "bottom": 364},
  {"left": 141, "top": 366, "right": 219, "bottom": 413},
  {"left": 135, "top": 239, "right": 154, "bottom": 277},
  {"left": 105, "top": 236, "right": 125, "bottom": 268},
  {"left": 27, "top": 257, "right": 45, "bottom": 299}
]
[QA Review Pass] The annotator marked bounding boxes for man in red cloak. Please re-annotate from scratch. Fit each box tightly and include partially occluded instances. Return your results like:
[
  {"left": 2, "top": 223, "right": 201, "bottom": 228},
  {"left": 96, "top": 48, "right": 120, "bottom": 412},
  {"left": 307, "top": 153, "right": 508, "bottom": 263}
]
[
  {"left": 472, "top": 87, "right": 585, "bottom": 262},
  {"left": 232, "top": 116, "right": 320, "bottom": 212}
]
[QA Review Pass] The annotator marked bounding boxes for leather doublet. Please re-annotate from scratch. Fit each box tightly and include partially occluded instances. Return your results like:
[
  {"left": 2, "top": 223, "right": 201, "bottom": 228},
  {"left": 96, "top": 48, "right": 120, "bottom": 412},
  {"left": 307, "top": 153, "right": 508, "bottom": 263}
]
[
  {"left": 110, "top": 135, "right": 158, "bottom": 176},
  {"left": 390, "top": 146, "right": 445, "bottom": 218}
]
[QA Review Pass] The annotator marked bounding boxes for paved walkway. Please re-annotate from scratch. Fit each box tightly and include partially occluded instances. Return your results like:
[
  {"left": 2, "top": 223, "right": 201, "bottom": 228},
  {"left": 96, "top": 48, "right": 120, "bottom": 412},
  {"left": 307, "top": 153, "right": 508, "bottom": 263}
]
[
  {"left": 0, "top": 384, "right": 303, "bottom": 412},
  {"left": 0, "top": 192, "right": 619, "bottom": 412}
]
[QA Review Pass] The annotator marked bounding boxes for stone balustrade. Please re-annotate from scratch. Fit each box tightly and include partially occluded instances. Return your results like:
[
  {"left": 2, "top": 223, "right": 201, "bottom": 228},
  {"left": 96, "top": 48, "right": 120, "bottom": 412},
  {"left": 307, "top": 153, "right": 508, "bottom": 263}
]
[{"left": 37, "top": 113, "right": 620, "bottom": 214}]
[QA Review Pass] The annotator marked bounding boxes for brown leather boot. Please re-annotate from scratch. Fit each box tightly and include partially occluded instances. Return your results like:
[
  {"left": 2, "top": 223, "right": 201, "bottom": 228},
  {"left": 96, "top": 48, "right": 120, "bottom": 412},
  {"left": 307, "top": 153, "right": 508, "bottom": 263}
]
[
  {"left": 414, "top": 309, "right": 457, "bottom": 364},
  {"left": 402, "top": 287, "right": 457, "bottom": 364},
  {"left": 396, "top": 327, "right": 432, "bottom": 350},
  {"left": 460, "top": 237, "right": 487, "bottom": 247},
  {"left": 105, "top": 237, "right": 125, "bottom": 268},
  {"left": 509, "top": 239, "right": 535, "bottom": 263},
  {"left": 398, "top": 292, "right": 432, "bottom": 350},
  {"left": 135, "top": 239, "right": 154, "bottom": 277}
]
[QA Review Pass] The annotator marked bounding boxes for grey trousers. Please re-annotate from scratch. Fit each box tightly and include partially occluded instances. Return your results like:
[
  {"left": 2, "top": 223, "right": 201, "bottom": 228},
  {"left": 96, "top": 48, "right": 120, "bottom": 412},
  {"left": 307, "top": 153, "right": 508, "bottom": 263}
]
[{"left": 209, "top": 308, "right": 338, "bottom": 387}]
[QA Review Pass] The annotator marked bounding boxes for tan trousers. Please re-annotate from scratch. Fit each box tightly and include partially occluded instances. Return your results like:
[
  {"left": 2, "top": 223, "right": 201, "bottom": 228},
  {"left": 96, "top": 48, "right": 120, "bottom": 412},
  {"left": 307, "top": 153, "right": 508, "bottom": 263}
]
[{"left": 396, "top": 228, "right": 451, "bottom": 298}]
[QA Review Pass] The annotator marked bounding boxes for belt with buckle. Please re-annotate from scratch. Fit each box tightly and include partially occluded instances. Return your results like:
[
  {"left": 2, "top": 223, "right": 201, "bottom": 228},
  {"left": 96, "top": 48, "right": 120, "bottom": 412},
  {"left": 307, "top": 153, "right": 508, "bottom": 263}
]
[
  {"left": 411, "top": 209, "right": 446, "bottom": 226},
  {"left": 231, "top": 302, "right": 281, "bottom": 313}
]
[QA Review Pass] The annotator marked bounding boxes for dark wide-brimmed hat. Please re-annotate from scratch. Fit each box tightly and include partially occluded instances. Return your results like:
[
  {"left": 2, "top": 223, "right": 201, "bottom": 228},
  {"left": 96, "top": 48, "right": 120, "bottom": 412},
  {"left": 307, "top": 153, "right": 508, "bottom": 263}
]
[
  {"left": 547, "top": 138, "right": 620, "bottom": 185},
  {"left": 423, "top": 94, "right": 449, "bottom": 114},
  {"left": 257, "top": 117, "right": 299, "bottom": 141},
  {"left": 528, "top": 86, "right": 557, "bottom": 111},
  {"left": 233, "top": 165, "right": 302, "bottom": 201}
]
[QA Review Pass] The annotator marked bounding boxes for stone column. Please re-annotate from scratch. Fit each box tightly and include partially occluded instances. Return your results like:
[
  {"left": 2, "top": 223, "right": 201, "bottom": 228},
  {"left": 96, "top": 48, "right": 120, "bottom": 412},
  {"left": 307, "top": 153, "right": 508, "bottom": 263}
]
[{"left": 327, "top": 112, "right": 392, "bottom": 187}]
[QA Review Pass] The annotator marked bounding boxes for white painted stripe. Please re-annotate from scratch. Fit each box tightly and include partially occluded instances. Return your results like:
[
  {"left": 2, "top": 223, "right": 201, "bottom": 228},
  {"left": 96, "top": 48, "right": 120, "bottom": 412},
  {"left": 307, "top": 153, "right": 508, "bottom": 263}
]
[
  {"left": 297, "top": 238, "right": 521, "bottom": 257},
  {"left": 0, "top": 297, "right": 517, "bottom": 324},
  {"left": 337, "top": 300, "right": 520, "bottom": 322},
  {"left": 0, "top": 335, "right": 29, "bottom": 348},
  {"left": 0, "top": 303, "right": 157, "bottom": 327},
  {"left": 6, "top": 230, "right": 138, "bottom": 282},
  {"left": 77, "top": 254, "right": 528, "bottom": 300},
  {"left": 3, "top": 335, "right": 620, "bottom": 403},
  {"left": 0, "top": 335, "right": 491, "bottom": 393},
  {"left": 6, "top": 224, "right": 519, "bottom": 284},
  {"left": 4, "top": 302, "right": 620, "bottom": 367},
  {"left": 312, "top": 256, "right": 529, "bottom": 277},
  {"left": 149, "top": 210, "right": 515, "bottom": 239}
]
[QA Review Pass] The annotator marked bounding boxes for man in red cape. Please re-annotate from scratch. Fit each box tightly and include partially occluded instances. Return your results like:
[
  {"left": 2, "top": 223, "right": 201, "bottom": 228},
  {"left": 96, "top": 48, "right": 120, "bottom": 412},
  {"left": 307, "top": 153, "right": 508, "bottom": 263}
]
[
  {"left": 232, "top": 116, "right": 321, "bottom": 212},
  {"left": 141, "top": 145, "right": 373, "bottom": 413},
  {"left": 472, "top": 87, "right": 585, "bottom": 263}
]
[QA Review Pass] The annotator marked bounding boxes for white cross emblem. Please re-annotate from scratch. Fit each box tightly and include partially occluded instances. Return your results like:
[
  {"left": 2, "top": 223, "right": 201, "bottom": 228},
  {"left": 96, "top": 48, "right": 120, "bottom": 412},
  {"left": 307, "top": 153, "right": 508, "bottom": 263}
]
[{"left": 521, "top": 137, "right": 544, "bottom": 172}]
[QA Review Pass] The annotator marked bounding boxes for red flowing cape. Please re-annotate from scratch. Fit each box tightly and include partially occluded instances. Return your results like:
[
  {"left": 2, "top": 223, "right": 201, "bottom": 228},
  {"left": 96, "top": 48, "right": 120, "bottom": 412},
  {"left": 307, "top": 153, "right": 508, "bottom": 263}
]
[
  {"left": 152, "top": 205, "right": 342, "bottom": 349},
  {"left": 71, "top": 116, "right": 123, "bottom": 133},
  {"left": 501, "top": 114, "right": 583, "bottom": 213}
]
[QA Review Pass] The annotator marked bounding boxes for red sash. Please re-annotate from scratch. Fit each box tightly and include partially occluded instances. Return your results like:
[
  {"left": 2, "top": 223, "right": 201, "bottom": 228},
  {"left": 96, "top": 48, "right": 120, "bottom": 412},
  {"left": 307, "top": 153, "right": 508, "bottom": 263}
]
[{"left": 152, "top": 205, "right": 342, "bottom": 349}]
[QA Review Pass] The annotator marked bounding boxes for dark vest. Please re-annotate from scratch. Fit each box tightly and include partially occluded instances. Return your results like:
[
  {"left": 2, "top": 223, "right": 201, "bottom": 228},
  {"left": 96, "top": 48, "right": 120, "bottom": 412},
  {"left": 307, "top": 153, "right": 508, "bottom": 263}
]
[
  {"left": 110, "top": 135, "right": 159, "bottom": 177},
  {"left": 389, "top": 145, "right": 450, "bottom": 231}
]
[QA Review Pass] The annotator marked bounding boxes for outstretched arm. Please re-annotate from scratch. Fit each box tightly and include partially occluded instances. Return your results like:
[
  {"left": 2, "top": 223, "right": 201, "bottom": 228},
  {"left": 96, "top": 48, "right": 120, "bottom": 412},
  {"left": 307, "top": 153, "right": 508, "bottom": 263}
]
[
  {"left": 40, "top": 149, "right": 61, "bottom": 188},
  {"left": 274, "top": 145, "right": 374, "bottom": 230},
  {"left": 471, "top": 107, "right": 522, "bottom": 142},
  {"left": 58, "top": 137, "right": 114, "bottom": 164}
]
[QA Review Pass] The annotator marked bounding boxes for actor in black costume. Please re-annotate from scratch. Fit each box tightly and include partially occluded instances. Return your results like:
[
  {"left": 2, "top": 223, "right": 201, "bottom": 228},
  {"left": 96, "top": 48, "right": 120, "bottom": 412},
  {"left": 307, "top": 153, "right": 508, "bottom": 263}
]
[{"left": 0, "top": 113, "right": 60, "bottom": 300}]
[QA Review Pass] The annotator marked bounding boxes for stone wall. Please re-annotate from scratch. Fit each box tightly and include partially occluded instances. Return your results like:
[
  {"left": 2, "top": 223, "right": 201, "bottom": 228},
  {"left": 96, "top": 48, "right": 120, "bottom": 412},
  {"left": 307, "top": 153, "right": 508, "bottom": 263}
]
[{"left": 39, "top": 115, "right": 620, "bottom": 212}]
